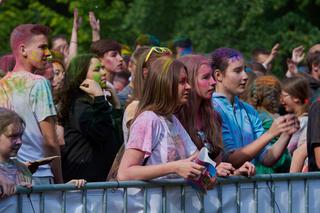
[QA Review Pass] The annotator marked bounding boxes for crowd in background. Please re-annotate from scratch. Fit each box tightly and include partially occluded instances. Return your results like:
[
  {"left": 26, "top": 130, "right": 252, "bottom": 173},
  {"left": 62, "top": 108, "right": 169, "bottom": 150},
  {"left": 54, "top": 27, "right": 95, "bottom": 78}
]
[{"left": 0, "top": 9, "right": 319, "bottom": 202}]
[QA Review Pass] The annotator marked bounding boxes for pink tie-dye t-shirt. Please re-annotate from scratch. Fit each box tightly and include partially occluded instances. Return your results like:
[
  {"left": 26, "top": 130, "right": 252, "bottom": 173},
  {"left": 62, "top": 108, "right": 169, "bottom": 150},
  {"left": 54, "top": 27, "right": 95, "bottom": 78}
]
[
  {"left": 0, "top": 71, "right": 56, "bottom": 177},
  {"left": 126, "top": 111, "right": 197, "bottom": 179}
]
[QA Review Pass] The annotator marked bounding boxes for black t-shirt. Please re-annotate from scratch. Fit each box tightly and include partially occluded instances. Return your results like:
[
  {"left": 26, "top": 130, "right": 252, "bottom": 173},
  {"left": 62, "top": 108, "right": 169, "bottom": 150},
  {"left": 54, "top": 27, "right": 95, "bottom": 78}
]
[{"left": 307, "top": 100, "right": 320, "bottom": 171}]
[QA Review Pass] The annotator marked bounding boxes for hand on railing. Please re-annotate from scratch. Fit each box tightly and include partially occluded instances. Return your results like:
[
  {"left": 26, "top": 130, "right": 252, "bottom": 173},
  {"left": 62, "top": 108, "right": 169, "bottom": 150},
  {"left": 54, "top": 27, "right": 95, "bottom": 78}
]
[
  {"left": 233, "top": 161, "right": 256, "bottom": 177},
  {"left": 0, "top": 176, "right": 16, "bottom": 199},
  {"left": 216, "top": 162, "right": 235, "bottom": 177},
  {"left": 67, "top": 179, "right": 86, "bottom": 188}
]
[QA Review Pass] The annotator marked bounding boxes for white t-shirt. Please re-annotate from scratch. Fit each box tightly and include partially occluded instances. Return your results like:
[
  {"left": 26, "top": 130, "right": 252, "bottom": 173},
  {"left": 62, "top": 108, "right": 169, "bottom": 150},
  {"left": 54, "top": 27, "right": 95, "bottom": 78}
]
[
  {"left": 122, "top": 100, "right": 139, "bottom": 143},
  {"left": 127, "top": 111, "right": 197, "bottom": 172},
  {"left": 0, "top": 71, "right": 56, "bottom": 177},
  {"left": 124, "top": 111, "right": 198, "bottom": 212}
]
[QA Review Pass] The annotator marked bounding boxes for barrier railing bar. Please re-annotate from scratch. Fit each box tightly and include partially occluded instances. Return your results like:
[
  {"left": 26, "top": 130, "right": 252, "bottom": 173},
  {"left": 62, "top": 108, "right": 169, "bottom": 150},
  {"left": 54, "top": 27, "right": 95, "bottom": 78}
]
[
  {"left": 180, "top": 185, "right": 185, "bottom": 213},
  {"left": 305, "top": 179, "right": 309, "bottom": 213},
  {"left": 15, "top": 172, "right": 320, "bottom": 194},
  {"left": 62, "top": 191, "right": 66, "bottom": 213},
  {"left": 288, "top": 180, "right": 292, "bottom": 213},
  {"left": 200, "top": 192, "right": 204, "bottom": 213},
  {"left": 162, "top": 186, "right": 166, "bottom": 213},
  {"left": 124, "top": 187, "right": 128, "bottom": 213},
  {"left": 102, "top": 189, "right": 107, "bottom": 213},
  {"left": 83, "top": 189, "right": 88, "bottom": 213},
  {"left": 40, "top": 192, "right": 44, "bottom": 213},
  {"left": 217, "top": 183, "right": 222, "bottom": 213},
  {"left": 143, "top": 187, "right": 148, "bottom": 213},
  {"left": 271, "top": 180, "right": 275, "bottom": 213},
  {"left": 236, "top": 183, "right": 240, "bottom": 213},
  {"left": 18, "top": 193, "right": 22, "bottom": 213},
  {"left": 254, "top": 181, "right": 257, "bottom": 213}
]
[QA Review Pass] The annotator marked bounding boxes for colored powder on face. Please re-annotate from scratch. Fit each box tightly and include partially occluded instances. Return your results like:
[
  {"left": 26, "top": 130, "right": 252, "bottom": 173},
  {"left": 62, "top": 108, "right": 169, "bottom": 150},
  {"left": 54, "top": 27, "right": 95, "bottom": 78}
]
[
  {"left": 92, "top": 72, "right": 106, "bottom": 89},
  {"left": 229, "top": 55, "right": 242, "bottom": 62},
  {"left": 29, "top": 51, "right": 42, "bottom": 63}
]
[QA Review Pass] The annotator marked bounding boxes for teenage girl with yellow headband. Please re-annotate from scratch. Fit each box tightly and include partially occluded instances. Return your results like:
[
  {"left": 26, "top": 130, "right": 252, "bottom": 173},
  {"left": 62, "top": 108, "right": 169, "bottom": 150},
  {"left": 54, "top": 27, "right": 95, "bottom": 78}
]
[
  {"left": 122, "top": 46, "right": 172, "bottom": 143},
  {"left": 118, "top": 56, "right": 213, "bottom": 183}
]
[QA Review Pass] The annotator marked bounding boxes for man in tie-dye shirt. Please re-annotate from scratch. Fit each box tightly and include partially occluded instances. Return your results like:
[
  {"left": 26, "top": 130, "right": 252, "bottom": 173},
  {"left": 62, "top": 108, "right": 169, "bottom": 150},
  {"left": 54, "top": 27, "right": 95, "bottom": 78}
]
[{"left": 0, "top": 24, "right": 63, "bottom": 184}]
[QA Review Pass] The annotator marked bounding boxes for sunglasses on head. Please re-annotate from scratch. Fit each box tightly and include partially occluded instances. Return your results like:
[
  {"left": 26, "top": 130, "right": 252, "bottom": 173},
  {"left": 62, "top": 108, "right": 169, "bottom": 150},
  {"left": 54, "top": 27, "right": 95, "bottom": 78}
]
[{"left": 144, "top": 47, "right": 172, "bottom": 63}]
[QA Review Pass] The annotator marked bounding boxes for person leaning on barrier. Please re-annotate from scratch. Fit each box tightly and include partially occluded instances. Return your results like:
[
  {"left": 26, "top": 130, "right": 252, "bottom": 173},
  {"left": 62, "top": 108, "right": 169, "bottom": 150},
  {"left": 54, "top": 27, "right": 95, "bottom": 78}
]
[
  {"left": 117, "top": 56, "right": 215, "bottom": 187},
  {"left": 211, "top": 47, "right": 300, "bottom": 169},
  {"left": 177, "top": 54, "right": 255, "bottom": 177}
]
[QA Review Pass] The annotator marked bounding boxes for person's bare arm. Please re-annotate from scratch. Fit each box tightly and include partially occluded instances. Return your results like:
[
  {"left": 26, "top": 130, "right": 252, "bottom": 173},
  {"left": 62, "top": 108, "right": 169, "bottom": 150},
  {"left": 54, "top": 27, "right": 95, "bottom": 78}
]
[
  {"left": 117, "top": 149, "right": 203, "bottom": 181},
  {"left": 314, "top": 146, "right": 320, "bottom": 169},
  {"left": 262, "top": 133, "right": 291, "bottom": 166},
  {"left": 39, "top": 116, "right": 63, "bottom": 183},
  {"left": 227, "top": 131, "right": 275, "bottom": 168},
  {"left": 89, "top": 11, "right": 100, "bottom": 42},
  {"left": 67, "top": 8, "right": 81, "bottom": 67},
  {"left": 227, "top": 114, "right": 297, "bottom": 168},
  {"left": 290, "top": 143, "right": 307, "bottom": 173}
]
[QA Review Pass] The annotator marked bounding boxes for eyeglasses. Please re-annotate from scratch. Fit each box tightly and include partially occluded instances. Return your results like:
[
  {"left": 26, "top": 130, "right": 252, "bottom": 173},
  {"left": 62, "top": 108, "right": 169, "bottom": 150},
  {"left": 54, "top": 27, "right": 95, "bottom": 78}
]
[
  {"left": 280, "top": 93, "right": 290, "bottom": 99},
  {"left": 144, "top": 47, "right": 172, "bottom": 63}
]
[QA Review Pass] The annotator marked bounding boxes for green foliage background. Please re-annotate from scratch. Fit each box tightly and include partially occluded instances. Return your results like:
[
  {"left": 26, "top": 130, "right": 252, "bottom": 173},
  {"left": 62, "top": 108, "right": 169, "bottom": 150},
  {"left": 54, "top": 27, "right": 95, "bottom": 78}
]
[{"left": 1, "top": 0, "right": 320, "bottom": 76}]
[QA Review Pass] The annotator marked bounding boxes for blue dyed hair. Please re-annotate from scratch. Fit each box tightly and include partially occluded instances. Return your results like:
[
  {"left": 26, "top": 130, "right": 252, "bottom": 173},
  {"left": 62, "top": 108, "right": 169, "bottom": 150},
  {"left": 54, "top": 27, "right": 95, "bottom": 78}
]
[{"left": 211, "top": 47, "right": 243, "bottom": 72}]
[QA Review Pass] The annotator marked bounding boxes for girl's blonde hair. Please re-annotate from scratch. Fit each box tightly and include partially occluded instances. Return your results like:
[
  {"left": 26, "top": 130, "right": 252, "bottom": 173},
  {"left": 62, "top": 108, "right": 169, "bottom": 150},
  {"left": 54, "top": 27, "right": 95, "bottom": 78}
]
[
  {"left": 132, "top": 46, "right": 172, "bottom": 102},
  {"left": 132, "top": 56, "right": 186, "bottom": 122}
]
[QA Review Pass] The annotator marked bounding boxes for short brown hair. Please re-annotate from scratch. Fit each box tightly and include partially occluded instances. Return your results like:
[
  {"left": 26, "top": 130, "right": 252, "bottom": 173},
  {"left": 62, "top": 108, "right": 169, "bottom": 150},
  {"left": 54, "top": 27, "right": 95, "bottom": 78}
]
[
  {"left": 306, "top": 51, "right": 320, "bottom": 73},
  {"left": 10, "top": 24, "right": 50, "bottom": 56},
  {"left": 90, "top": 39, "right": 121, "bottom": 57}
]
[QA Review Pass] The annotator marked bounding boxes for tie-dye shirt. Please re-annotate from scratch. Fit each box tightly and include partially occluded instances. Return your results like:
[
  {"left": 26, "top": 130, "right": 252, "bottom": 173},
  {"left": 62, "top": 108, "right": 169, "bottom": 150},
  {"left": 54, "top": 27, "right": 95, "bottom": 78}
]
[
  {"left": 212, "top": 93, "right": 268, "bottom": 163},
  {"left": 0, "top": 158, "right": 32, "bottom": 184},
  {"left": 0, "top": 71, "right": 56, "bottom": 177},
  {"left": 126, "top": 111, "right": 197, "bottom": 179}
]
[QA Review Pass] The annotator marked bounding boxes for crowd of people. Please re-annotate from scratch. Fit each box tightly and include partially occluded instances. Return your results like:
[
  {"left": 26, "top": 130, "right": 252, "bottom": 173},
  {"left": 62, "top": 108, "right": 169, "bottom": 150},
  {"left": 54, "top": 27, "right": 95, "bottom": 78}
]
[{"left": 0, "top": 9, "right": 319, "bottom": 203}]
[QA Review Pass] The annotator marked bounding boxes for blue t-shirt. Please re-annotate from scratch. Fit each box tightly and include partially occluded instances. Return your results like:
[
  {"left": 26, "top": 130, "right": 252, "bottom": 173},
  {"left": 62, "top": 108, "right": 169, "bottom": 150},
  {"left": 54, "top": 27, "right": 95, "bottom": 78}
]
[{"left": 212, "top": 93, "right": 268, "bottom": 163}]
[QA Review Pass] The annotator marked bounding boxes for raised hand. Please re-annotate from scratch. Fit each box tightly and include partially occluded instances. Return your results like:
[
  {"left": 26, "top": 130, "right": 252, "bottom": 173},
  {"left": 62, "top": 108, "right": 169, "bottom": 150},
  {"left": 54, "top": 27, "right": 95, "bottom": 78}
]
[
  {"left": 73, "top": 8, "right": 82, "bottom": 31},
  {"left": 79, "top": 79, "right": 104, "bottom": 97},
  {"left": 264, "top": 43, "right": 280, "bottom": 66},
  {"left": 89, "top": 11, "right": 100, "bottom": 32},
  {"left": 292, "top": 45, "right": 305, "bottom": 64}
]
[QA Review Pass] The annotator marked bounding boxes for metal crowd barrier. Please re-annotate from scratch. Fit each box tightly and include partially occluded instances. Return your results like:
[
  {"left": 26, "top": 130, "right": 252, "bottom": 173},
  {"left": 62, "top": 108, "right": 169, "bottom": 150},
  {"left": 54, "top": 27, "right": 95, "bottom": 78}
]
[{"left": 1, "top": 172, "right": 320, "bottom": 213}]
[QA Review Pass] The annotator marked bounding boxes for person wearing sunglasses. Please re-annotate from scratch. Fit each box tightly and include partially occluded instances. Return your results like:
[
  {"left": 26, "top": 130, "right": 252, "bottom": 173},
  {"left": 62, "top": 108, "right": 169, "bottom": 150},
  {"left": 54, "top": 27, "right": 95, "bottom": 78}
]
[{"left": 122, "top": 46, "right": 172, "bottom": 143}]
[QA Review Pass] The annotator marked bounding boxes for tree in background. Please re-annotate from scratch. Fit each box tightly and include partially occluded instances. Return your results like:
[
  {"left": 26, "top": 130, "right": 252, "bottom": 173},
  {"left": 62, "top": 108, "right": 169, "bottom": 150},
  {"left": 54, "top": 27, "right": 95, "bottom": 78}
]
[{"left": 1, "top": 0, "right": 320, "bottom": 76}]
